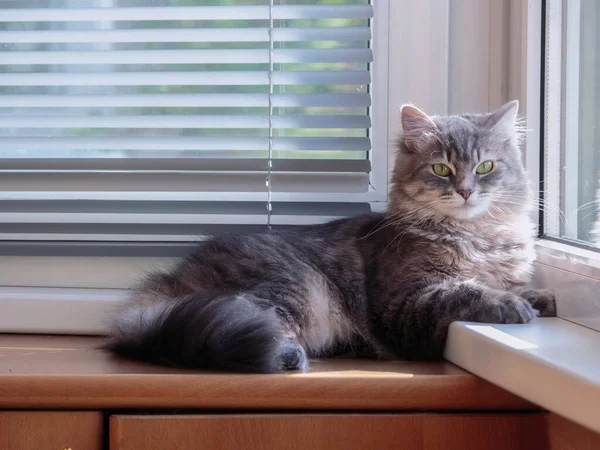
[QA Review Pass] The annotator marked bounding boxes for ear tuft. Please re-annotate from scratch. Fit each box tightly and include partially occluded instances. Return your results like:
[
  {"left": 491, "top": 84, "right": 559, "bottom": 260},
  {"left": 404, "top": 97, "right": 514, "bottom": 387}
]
[
  {"left": 487, "top": 100, "right": 519, "bottom": 136},
  {"left": 400, "top": 104, "right": 438, "bottom": 151}
]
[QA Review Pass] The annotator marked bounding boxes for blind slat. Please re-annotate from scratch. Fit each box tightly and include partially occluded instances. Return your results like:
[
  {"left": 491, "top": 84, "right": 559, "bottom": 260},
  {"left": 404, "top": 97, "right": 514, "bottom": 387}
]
[
  {"left": 0, "top": 191, "right": 373, "bottom": 203},
  {"left": 3, "top": 201, "right": 369, "bottom": 220},
  {"left": 2, "top": 115, "right": 371, "bottom": 129},
  {"left": 0, "top": 71, "right": 371, "bottom": 86},
  {"left": 0, "top": 213, "right": 365, "bottom": 227},
  {"left": 0, "top": 27, "right": 371, "bottom": 44},
  {"left": 0, "top": 173, "right": 270, "bottom": 193},
  {"left": 0, "top": 213, "right": 269, "bottom": 225},
  {"left": 1, "top": 5, "right": 373, "bottom": 22},
  {"left": 0, "top": 200, "right": 268, "bottom": 215},
  {"left": 0, "top": 158, "right": 370, "bottom": 173},
  {"left": 0, "top": 191, "right": 270, "bottom": 202},
  {"left": 0, "top": 137, "right": 371, "bottom": 151},
  {"left": 2, "top": 28, "right": 268, "bottom": 43},
  {"left": 3, "top": 49, "right": 372, "bottom": 65},
  {"left": 0, "top": 233, "right": 199, "bottom": 242},
  {"left": 273, "top": 137, "right": 371, "bottom": 151},
  {"left": 0, "top": 221, "right": 269, "bottom": 243},
  {"left": 0, "top": 173, "right": 368, "bottom": 194},
  {"left": 0, "top": 93, "right": 371, "bottom": 108},
  {"left": 272, "top": 173, "right": 369, "bottom": 193}
]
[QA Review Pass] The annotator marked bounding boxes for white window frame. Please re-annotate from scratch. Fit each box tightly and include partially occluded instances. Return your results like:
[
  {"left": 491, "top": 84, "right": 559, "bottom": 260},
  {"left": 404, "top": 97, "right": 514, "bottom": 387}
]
[
  {"left": 524, "top": 0, "right": 600, "bottom": 333},
  {"left": 6, "top": 0, "right": 598, "bottom": 336}
]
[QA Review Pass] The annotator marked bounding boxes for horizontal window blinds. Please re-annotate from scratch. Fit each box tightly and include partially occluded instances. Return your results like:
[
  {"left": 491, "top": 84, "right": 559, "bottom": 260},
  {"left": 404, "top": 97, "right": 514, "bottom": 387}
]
[{"left": 0, "top": 0, "right": 374, "bottom": 242}]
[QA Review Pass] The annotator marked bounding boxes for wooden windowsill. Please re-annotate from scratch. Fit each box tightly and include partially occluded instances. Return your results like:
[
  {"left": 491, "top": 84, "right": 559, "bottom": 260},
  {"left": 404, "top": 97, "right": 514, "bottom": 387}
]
[{"left": 0, "top": 334, "right": 538, "bottom": 411}]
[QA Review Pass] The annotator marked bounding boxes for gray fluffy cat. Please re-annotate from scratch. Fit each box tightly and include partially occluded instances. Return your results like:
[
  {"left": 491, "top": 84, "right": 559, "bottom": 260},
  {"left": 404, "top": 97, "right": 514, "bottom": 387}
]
[{"left": 105, "top": 100, "right": 555, "bottom": 372}]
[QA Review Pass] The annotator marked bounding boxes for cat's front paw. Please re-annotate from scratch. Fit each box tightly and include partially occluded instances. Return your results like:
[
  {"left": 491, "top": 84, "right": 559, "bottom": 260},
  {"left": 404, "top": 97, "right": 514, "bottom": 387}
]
[
  {"left": 475, "top": 292, "right": 536, "bottom": 324},
  {"left": 516, "top": 288, "right": 556, "bottom": 317}
]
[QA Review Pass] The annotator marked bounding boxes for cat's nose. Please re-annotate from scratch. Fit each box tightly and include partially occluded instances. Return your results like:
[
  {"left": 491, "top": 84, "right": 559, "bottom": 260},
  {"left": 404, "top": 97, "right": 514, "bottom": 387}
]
[{"left": 457, "top": 189, "right": 473, "bottom": 200}]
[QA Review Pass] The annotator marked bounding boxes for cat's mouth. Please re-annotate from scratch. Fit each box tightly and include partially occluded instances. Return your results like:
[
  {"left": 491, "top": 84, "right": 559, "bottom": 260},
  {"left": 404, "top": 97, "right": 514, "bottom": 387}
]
[
  {"left": 444, "top": 199, "right": 489, "bottom": 220},
  {"left": 456, "top": 202, "right": 480, "bottom": 215},
  {"left": 432, "top": 194, "right": 490, "bottom": 220}
]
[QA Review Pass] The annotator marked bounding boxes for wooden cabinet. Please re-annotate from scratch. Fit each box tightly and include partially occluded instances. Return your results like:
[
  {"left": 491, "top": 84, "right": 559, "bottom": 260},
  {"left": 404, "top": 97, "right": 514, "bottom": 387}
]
[
  {"left": 547, "top": 413, "right": 600, "bottom": 450},
  {"left": 11, "top": 411, "right": 600, "bottom": 450},
  {"left": 0, "top": 411, "right": 102, "bottom": 450},
  {"left": 110, "top": 413, "right": 548, "bottom": 450},
  {"left": 2, "top": 335, "right": 592, "bottom": 449}
]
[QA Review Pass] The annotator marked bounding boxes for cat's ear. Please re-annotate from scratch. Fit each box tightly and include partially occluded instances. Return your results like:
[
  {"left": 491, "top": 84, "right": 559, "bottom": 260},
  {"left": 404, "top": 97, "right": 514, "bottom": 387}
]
[
  {"left": 400, "top": 104, "right": 438, "bottom": 152},
  {"left": 487, "top": 100, "right": 519, "bottom": 136}
]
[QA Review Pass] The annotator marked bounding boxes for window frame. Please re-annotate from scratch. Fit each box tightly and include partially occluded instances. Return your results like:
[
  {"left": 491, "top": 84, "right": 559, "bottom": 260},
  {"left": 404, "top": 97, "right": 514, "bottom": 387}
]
[{"left": 526, "top": 0, "right": 600, "bottom": 332}]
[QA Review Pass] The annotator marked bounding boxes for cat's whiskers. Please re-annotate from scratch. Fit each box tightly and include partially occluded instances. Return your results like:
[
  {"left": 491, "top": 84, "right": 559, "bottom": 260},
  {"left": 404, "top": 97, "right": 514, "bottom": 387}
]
[
  {"left": 492, "top": 192, "right": 565, "bottom": 221},
  {"left": 360, "top": 213, "right": 401, "bottom": 240},
  {"left": 362, "top": 210, "right": 424, "bottom": 240},
  {"left": 489, "top": 203, "right": 507, "bottom": 215},
  {"left": 576, "top": 199, "right": 598, "bottom": 210},
  {"left": 360, "top": 202, "right": 441, "bottom": 240},
  {"left": 563, "top": 203, "right": 599, "bottom": 224},
  {"left": 579, "top": 209, "right": 598, "bottom": 224},
  {"left": 378, "top": 205, "right": 439, "bottom": 259},
  {"left": 378, "top": 213, "right": 433, "bottom": 243},
  {"left": 575, "top": 201, "right": 598, "bottom": 213},
  {"left": 487, "top": 202, "right": 507, "bottom": 220},
  {"left": 572, "top": 200, "right": 600, "bottom": 224}
]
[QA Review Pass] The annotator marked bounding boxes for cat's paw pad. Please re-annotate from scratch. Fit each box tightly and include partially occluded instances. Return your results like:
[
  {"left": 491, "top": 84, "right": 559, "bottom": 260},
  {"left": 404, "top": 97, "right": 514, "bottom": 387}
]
[
  {"left": 517, "top": 288, "right": 556, "bottom": 317},
  {"left": 477, "top": 293, "right": 536, "bottom": 324}
]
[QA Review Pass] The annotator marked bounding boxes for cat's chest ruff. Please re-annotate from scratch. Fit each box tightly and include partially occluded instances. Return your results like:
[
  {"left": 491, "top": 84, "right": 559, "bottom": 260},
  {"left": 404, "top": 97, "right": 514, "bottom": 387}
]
[
  {"left": 442, "top": 236, "right": 532, "bottom": 286},
  {"left": 406, "top": 215, "right": 535, "bottom": 287}
]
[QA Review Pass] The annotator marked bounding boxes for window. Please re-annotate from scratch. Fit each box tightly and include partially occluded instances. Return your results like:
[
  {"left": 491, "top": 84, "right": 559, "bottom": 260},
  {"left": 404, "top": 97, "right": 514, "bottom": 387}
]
[
  {"left": 542, "top": 0, "right": 600, "bottom": 247},
  {"left": 535, "top": 0, "right": 600, "bottom": 332},
  {"left": 0, "top": 0, "right": 392, "bottom": 332},
  {"left": 0, "top": 0, "right": 382, "bottom": 245}
]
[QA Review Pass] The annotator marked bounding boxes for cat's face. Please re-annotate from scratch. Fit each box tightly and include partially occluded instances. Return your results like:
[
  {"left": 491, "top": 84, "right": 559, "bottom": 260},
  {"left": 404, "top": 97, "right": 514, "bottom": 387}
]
[{"left": 392, "top": 101, "right": 530, "bottom": 221}]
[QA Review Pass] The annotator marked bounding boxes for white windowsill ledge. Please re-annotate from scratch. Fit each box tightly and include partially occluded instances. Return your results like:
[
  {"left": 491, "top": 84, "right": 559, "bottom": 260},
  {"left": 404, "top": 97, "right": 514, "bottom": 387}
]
[{"left": 445, "top": 318, "right": 600, "bottom": 434}]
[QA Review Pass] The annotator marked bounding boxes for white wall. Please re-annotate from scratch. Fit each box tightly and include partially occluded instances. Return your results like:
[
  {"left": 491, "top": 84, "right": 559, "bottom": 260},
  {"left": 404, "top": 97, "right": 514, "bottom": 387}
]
[
  {"left": 386, "top": 0, "right": 529, "bottom": 169},
  {"left": 387, "top": 0, "right": 519, "bottom": 120}
]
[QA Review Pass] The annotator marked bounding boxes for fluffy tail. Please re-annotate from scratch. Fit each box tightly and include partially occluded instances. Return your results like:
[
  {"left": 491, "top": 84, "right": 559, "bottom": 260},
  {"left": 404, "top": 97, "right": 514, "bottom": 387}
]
[{"left": 104, "top": 293, "right": 285, "bottom": 373}]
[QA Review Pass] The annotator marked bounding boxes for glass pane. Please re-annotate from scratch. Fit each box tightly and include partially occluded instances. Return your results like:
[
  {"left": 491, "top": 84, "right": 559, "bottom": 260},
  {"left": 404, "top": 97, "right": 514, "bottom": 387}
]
[{"left": 543, "top": 0, "right": 600, "bottom": 247}]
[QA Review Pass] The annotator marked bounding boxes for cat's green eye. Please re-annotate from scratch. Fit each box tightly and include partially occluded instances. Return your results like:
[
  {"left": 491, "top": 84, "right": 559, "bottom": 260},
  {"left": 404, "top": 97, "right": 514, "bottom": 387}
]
[
  {"left": 432, "top": 163, "right": 451, "bottom": 177},
  {"left": 476, "top": 160, "right": 494, "bottom": 175}
]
